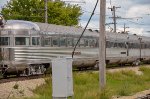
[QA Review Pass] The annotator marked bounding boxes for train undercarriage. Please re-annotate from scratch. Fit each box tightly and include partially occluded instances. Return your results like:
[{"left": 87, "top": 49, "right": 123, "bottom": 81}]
[{"left": 0, "top": 63, "right": 49, "bottom": 78}]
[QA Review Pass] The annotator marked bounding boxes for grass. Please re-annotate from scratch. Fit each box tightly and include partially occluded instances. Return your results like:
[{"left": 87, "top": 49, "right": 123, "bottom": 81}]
[{"left": 26, "top": 66, "right": 150, "bottom": 99}]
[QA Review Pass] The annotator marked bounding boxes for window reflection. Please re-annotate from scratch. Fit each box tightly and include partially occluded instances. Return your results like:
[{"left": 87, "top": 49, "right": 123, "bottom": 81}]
[
  {"left": 15, "top": 37, "right": 30, "bottom": 45},
  {"left": 60, "top": 37, "right": 66, "bottom": 46},
  {"left": 52, "top": 37, "right": 59, "bottom": 46},
  {"left": 0, "top": 37, "right": 10, "bottom": 45},
  {"left": 32, "top": 37, "right": 40, "bottom": 45}
]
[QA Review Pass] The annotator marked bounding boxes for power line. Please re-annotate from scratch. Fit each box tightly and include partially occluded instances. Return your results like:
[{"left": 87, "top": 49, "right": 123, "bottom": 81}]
[
  {"left": 82, "top": 10, "right": 110, "bottom": 16},
  {"left": 72, "top": 0, "right": 99, "bottom": 58},
  {"left": 125, "top": 19, "right": 149, "bottom": 25}
]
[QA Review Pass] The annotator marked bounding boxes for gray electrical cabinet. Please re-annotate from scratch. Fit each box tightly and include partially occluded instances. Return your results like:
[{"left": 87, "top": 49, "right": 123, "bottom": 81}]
[{"left": 52, "top": 58, "right": 73, "bottom": 98}]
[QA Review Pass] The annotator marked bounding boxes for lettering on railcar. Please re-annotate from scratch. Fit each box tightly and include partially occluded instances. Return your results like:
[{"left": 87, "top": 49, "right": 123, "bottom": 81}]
[{"left": 121, "top": 52, "right": 126, "bottom": 54}]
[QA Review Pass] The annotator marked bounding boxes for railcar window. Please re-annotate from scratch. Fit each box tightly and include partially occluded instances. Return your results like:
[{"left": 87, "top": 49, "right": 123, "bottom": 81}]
[
  {"left": 73, "top": 38, "right": 78, "bottom": 47},
  {"left": 114, "top": 42, "right": 117, "bottom": 48},
  {"left": 52, "top": 37, "right": 59, "bottom": 46},
  {"left": 85, "top": 39, "right": 89, "bottom": 47},
  {"left": 45, "top": 38, "right": 52, "bottom": 46},
  {"left": 60, "top": 38, "right": 66, "bottom": 46},
  {"left": 95, "top": 39, "right": 99, "bottom": 47},
  {"left": 118, "top": 42, "right": 125, "bottom": 48},
  {"left": 147, "top": 43, "right": 150, "bottom": 49},
  {"left": 67, "top": 38, "right": 73, "bottom": 47},
  {"left": 141, "top": 43, "right": 144, "bottom": 49},
  {"left": 106, "top": 41, "right": 110, "bottom": 48},
  {"left": 144, "top": 44, "right": 146, "bottom": 48},
  {"left": 130, "top": 43, "right": 134, "bottom": 48},
  {"left": 135, "top": 43, "right": 140, "bottom": 48},
  {"left": 128, "top": 43, "right": 140, "bottom": 49},
  {"left": 15, "top": 37, "right": 30, "bottom": 45},
  {"left": 106, "top": 41, "right": 109, "bottom": 48},
  {"left": 145, "top": 44, "right": 148, "bottom": 49},
  {"left": 0, "top": 37, "right": 10, "bottom": 45},
  {"left": 32, "top": 37, "right": 40, "bottom": 45},
  {"left": 80, "top": 39, "right": 85, "bottom": 47},
  {"left": 89, "top": 39, "right": 96, "bottom": 47},
  {"left": 106, "top": 42, "right": 113, "bottom": 48},
  {"left": 110, "top": 42, "right": 114, "bottom": 48}
]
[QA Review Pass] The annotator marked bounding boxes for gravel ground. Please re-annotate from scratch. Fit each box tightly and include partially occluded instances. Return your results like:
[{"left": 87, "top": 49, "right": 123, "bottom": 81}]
[{"left": 0, "top": 78, "right": 45, "bottom": 99}]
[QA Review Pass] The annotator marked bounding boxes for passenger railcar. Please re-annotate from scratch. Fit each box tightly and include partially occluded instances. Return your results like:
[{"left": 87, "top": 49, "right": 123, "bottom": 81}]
[{"left": 1, "top": 19, "right": 150, "bottom": 77}]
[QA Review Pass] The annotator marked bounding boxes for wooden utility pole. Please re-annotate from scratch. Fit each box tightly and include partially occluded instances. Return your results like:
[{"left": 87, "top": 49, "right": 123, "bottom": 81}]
[
  {"left": 113, "top": 6, "right": 116, "bottom": 33},
  {"left": 44, "top": 0, "right": 48, "bottom": 23},
  {"left": 99, "top": 0, "right": 106, "bottom": 89},
  {"left": 108, "top": 6, "right": 121, "bottom": 33}
]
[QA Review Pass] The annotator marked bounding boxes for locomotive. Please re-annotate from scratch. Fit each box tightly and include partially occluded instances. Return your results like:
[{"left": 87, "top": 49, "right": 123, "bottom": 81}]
[{"left": 0, "top": 17, "right": 150, "bottom": 77}]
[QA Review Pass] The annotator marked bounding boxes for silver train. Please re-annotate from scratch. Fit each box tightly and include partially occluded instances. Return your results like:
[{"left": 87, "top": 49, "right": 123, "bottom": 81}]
[{"left": 0, "top": 19, "right": 150, "bottom": 77}]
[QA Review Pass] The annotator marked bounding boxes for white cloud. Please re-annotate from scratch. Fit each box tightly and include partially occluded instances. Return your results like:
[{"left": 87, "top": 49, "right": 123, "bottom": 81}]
[{"left": 126, "top": 5, "right": 150, "bottom": 17}]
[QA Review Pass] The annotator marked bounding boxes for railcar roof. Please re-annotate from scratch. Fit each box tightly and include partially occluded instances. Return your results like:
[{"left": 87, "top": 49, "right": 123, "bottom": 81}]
[
  {"left": 35, "top": 22, "right": 99, "bottom": 37},
  {"left": 36, "top": 22, "right": 150, "bottom": 42},
  {"left": 4, "top": 20, "right": 40, "bottom": 31}
]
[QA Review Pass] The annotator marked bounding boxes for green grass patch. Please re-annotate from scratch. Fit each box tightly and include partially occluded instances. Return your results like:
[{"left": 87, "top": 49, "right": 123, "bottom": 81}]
[{"left": 27, "top": 66, "right": 150, "bottom": 99}]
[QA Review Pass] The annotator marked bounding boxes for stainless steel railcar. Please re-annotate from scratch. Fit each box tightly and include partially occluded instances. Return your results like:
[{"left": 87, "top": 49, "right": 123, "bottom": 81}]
[{"left": 1, "top": 19, "right": 150, "bottom": 77}]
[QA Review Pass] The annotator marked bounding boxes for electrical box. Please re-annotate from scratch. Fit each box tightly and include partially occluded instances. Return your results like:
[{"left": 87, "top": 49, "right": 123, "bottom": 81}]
[{"left": 52, "top": 58, "right": 73, "bottom": 98}]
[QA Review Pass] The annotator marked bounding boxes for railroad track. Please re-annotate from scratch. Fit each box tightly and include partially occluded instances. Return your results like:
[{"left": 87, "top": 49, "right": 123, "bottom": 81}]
[
  {"left": 0, "top": 64, "right": 149, "bottom": 84},
  {"left": 0, "top": 74, "right": 44, "bottom": 84}
]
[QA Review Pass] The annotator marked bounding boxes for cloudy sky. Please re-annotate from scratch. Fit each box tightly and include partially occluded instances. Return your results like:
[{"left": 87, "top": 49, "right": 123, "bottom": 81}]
[
  {"left": 78, "top": 0, "right": 150, "bottom": 36},
  {"left": 0, "top": 0, "right": 150, "bottom": 36}
]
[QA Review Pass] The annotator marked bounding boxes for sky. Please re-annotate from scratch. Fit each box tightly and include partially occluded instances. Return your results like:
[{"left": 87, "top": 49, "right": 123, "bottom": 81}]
[
  {"left": 0, "top": 0, "right": 150, "bottom": 36},
  {"left": 78, "top": 0, "right": 150, "bottom": 36}
]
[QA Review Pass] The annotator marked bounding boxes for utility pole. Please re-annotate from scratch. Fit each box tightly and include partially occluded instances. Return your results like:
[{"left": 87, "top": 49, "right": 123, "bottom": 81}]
[
  {"left": 108, "top": 6, "right": 121, "bottom": 33},
  {"left": 44, "top": 0, "right": 48, "bottom": 23},
  {"left": 99, "top": 0, "right": 106, "bottom": 89},
  {"left": 123, "top": 23, "right": 129, "bottom": 33}
]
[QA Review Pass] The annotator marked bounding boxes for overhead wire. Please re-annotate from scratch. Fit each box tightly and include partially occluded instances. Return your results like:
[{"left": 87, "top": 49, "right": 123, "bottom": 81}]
[{"left": 72, "top": 0, "right": 99, "bottom": 58}]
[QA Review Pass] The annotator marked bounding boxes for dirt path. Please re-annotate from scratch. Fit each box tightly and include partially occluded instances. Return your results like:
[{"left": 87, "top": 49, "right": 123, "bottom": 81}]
[
  {"left": 0, "top": 78, "right": 45, "bottom": 99},
  {"left": 107, "top": 65, "right": 150, "bottom": 75}
]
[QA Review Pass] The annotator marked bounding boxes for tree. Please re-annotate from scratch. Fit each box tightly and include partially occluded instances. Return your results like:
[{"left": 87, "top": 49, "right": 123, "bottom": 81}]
[{"left": 1, "top": 0, "right": 82, "bottom": 26}]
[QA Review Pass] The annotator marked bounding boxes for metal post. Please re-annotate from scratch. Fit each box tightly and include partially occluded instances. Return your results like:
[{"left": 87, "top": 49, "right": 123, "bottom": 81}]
[
  {"left": 124, "top": 23, "right": 125, "bottom": 33},
  {"left": 139, "top": 38, "right": 142, "bottom": 61},
  {"left": 99, "top": 0, "right": 106, "bottom": 89}
]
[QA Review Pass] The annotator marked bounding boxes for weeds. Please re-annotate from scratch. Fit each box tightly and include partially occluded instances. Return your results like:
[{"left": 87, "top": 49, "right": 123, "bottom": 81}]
[
  {"left": 13, "top": 83, "right": 19, "bottom": 89},
  {"left": 26, "top": 66, "right": 150, "bottom": 99}
]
